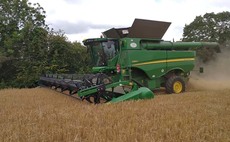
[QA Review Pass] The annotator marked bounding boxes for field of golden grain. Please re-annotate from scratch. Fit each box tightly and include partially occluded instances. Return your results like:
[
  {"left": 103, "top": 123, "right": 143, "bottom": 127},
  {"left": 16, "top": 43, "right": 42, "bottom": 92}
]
[{"left": 0, "top": 86, "right": 230, "bottom": 142}]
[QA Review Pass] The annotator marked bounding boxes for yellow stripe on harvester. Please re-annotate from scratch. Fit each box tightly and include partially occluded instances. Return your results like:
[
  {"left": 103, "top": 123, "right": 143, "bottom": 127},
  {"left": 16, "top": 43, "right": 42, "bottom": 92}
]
[
  {"left": 167, "top": 58, "right": 195, "bottom": 63},
  {"left": 133, "top": 58, "right": 195, "bottom": 66}
]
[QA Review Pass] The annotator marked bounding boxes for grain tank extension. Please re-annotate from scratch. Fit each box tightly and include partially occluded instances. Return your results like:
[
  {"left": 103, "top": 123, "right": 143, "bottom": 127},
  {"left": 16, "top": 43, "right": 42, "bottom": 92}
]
[{"left": 39, "top": 19, "right": 220, "bottom": 104}]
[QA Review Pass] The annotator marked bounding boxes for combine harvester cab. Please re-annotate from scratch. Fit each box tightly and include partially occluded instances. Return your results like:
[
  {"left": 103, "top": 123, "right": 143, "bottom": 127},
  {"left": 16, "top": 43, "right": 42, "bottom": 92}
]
[{"left": 39, "top": 19, "right": 220, "bottom": 104}]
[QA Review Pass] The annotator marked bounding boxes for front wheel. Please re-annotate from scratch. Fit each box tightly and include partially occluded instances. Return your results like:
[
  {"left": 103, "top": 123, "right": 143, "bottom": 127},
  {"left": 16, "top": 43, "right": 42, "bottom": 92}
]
[{"left": 165, "top": 76, "right": 185, "bottom": 94}]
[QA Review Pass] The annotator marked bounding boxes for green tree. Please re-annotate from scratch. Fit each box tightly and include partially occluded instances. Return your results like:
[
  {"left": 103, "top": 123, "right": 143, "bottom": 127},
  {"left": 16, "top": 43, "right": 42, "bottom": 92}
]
[
  {"left": 0, "top": 0, "right": 47, "bottom": 57},
  {"left": 46, "top": 31, "right": 90, "bottom": 74},
  {"left": 0, "top": 0, "right": 48, "bottom": 88},
  {"left": 0, "top": 0, "right": 91, "bottom": 88},
  {"left": 71, "top": 41, "right": 91, "bottom": 73},
  {"left": 182, "top": 11, "right": 230, "bottom": 62}
]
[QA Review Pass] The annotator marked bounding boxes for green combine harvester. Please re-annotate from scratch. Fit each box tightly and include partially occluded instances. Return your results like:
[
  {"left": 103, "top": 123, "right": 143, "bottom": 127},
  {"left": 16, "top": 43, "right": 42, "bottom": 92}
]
[{"left": 39, "top": 19, "right": 220, "bottom": 104}]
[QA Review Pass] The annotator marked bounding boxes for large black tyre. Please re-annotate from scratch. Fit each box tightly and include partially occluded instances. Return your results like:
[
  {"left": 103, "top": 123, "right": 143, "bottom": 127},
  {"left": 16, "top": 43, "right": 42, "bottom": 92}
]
[{"left": 165, "top": 76, "right": 185, "bottom": 94}]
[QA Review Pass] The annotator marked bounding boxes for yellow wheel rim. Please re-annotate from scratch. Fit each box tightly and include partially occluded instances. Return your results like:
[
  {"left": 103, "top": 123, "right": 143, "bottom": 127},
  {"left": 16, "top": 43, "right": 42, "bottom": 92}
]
[{"left": 173, "top": 81, "right": 183, "bottom": 93}]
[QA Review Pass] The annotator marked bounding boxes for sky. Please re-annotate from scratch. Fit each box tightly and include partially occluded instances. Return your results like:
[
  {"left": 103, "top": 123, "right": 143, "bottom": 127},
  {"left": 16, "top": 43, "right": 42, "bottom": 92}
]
[{"left": 29, "top": 0, "right": 230, "bottom": 42}]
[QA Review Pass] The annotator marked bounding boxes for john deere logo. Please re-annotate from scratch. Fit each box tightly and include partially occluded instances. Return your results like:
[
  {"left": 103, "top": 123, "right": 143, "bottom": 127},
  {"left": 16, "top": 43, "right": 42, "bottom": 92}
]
[{"left": 130, "top": 43, "right": 137, "bottom": 48}]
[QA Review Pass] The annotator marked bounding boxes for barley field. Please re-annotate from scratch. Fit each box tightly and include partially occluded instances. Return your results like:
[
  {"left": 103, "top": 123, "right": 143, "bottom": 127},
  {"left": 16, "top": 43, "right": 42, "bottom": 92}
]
[{"left": 0, "top": 82, "right": 230, "bottom": 142}]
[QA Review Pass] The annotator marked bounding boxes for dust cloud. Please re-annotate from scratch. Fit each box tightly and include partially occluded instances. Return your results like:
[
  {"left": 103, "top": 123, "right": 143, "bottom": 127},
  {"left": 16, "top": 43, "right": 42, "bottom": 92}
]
[{"left": 189, "top": 48, "right": 230, "bottom": 91}]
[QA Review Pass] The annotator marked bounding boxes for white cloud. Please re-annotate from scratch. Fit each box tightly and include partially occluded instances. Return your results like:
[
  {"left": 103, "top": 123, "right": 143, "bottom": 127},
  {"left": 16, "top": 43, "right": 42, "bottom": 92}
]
[
  {"left": 49, "top": 20, "right": 114, "bottom": 34},
  {"left": 29, "top": 0, "right": 229, "bottom": 42}
]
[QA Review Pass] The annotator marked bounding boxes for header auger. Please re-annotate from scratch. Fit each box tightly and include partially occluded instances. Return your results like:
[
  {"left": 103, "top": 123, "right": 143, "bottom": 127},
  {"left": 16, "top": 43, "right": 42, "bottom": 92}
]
[{"left": 39, "top": 19, "right": 220, "bottom": 104}]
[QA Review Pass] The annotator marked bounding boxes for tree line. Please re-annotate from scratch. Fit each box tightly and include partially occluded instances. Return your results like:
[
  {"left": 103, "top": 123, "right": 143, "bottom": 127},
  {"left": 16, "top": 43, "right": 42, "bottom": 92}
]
[
  {"left": 182, "top": 11, "right": 230, "bottom": 62},
  {"left": 0, "top": 0, "right": 230, "bottom": 88},
  {"left": 0, "top": 0, "right": 90, "bottom": 88}
]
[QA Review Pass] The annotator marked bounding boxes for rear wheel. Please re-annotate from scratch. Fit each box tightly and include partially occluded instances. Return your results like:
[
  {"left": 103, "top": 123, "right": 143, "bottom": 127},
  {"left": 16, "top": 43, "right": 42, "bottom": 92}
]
[{"left": 166, "top": 76, "right": 185, "bottom": 94}]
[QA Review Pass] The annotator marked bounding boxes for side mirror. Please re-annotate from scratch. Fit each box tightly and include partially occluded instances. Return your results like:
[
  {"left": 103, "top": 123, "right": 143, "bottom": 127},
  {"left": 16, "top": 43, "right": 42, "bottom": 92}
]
[{"left": 199, "top": 67, "right": 204, "bottom": 73}]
